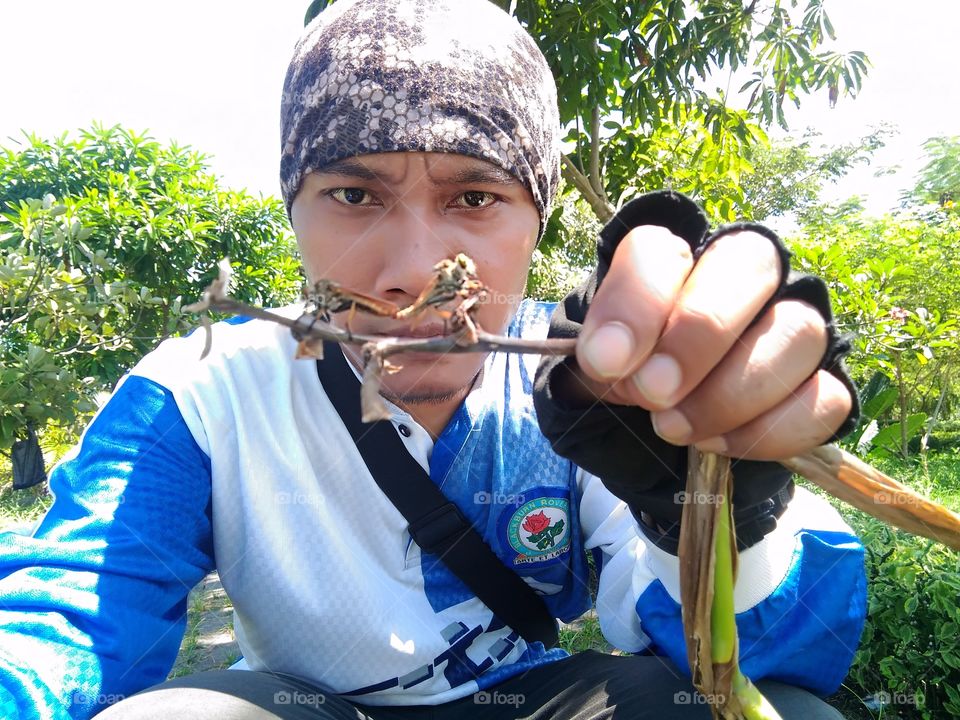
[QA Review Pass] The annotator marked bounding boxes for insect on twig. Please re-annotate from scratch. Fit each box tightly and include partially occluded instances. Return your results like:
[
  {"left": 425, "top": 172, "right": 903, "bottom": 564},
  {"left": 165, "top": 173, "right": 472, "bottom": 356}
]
[
  {"left": 396, "top": 254, "right": 490, "bottom": 343},
  {"left": 294, "top": 279, "right": 400, "bottom": 358}
]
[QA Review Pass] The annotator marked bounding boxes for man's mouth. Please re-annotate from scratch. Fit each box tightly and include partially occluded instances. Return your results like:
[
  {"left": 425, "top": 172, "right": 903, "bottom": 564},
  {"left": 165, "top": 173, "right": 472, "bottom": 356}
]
[{"left": 375, "top": 324, "right": 446, "bottom": 339}]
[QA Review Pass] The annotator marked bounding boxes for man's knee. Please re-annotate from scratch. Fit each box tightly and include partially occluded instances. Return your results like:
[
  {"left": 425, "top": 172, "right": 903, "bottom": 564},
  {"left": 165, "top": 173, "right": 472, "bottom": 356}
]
[
  {"left": 572, "top": 652, "right": 844, "bottom": 720},
  {"left": 95, "top": 670, "right": 365, "bottom": 720},
  {"left": 756, "top": 679, "right": 845, "bottom": 720}
]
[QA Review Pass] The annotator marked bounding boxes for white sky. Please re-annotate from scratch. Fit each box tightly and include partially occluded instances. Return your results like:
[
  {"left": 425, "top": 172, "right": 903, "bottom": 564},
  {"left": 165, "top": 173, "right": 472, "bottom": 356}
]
[{"left": 0, "top": 0, "right": 956, "bottom": 214}]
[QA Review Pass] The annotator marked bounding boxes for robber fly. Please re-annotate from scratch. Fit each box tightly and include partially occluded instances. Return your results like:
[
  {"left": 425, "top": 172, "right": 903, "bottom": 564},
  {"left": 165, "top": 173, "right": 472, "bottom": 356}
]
[
  {"left": 395, "top": 254, "right": 487, "bottom": 320},
  {"left": 303, "top": 279, "right": 399, "bottom": 324},
  {"left": 293, "top": 279, "right": 400, "bottom": 358}
]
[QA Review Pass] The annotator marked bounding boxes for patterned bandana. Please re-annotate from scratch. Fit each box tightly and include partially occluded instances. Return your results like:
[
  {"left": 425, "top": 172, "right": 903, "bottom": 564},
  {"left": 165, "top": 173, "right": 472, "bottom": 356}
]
[{"left": 279, "top": 0, "right": 561, "bottom": 238}]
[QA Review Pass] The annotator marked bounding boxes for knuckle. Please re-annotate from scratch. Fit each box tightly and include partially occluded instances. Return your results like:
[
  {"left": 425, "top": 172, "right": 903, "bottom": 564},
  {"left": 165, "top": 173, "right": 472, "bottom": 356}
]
[
  {"left": 775, "top": 300, "right": 828, "bottom": 353},
  {"left": 625, "top": 226, "right": 694, "bottom": 264},
  {"left": 617, "top": 225, "right": 693, "bottom": 272},
  {"left": 706, "top": 230, "right": 780, "bottom": 278},
  {"left": 818, "top": 370, "right": 854, "bottom": 420},
  {"left": 625, "top": 225, "right": 691, "bottom": 252},
  {"left": 681, "top": 303, "right": 736, "bottom": 339}
]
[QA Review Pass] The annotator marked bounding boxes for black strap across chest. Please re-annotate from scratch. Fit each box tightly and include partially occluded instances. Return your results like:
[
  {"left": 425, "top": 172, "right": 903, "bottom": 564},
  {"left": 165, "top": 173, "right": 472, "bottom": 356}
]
[{"left": 314, "top": 341, "right": 558, "bottom": 647}]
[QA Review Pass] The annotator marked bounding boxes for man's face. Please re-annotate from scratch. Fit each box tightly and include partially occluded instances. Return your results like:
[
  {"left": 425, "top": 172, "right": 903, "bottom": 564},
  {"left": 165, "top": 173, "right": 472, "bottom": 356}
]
[{"left": 290, "top": 151, "right": 540, "bottom": 406}]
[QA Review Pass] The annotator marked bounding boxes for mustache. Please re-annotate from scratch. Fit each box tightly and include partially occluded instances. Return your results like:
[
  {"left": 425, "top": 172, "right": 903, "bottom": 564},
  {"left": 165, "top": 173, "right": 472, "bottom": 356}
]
[{"left": 374, "top": 323, "right": 447, "bottom": 339}]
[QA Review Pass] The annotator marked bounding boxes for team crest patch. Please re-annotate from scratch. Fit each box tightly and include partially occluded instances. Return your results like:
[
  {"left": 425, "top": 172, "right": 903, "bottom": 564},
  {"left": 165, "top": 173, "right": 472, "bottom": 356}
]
[{"left": 507, "top": 496, "right": 571, "bottom": 565}]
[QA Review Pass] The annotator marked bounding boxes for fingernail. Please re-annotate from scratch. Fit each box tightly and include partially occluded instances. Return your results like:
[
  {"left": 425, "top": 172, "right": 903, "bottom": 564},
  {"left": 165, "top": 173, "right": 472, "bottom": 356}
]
[
  {"left": 651, "top": 409, "right": 692, "bottom": 444},
  {"left": 633, "top": 354, "right": 682, "bottom": 404},
  {"left": 696, "top": 436, "right": 728, "bottom": 454},
  {"left": 582, "top": 322, "right": 635, "bottom": 379}
]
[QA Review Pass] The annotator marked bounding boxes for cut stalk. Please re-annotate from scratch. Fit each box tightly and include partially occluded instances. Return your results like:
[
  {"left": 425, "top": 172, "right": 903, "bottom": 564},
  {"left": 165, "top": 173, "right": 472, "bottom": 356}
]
[
  {"left": 681, "top": 449, "right": 783, "bottom": 720},
  {"left": 782, "top": 445, "right": 960, "bottom": 551}
]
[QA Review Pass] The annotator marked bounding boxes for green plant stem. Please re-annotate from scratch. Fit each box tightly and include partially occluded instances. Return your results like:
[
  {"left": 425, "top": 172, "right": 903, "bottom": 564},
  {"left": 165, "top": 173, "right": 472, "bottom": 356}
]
[
  {"left": 732, "top": 669, "right": 783, "bottom": 720},
  {"left": 712, "top": 490, "right": 736, "bottom": 665},
  {"left": 712, "top": 466, "right": 783, "bottom": 720}
]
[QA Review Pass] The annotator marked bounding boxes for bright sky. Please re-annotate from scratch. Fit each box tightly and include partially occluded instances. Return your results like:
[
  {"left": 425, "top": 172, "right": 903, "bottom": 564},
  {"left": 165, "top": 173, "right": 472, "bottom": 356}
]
[{"left": 0, "top": 0, "right": 956, "bottom": 215}]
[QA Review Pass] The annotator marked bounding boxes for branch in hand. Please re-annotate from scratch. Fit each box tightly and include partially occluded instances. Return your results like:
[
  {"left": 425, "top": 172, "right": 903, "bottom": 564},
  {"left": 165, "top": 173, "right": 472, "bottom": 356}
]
[{"left": 184, "top": 256, "right": 960, "bottom": 552}]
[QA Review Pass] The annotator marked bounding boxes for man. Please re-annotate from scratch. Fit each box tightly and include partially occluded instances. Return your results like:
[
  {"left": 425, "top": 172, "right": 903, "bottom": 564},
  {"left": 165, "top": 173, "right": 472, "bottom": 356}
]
[{"left": 0, "top": 1, "right": 866, "bottom": 718}]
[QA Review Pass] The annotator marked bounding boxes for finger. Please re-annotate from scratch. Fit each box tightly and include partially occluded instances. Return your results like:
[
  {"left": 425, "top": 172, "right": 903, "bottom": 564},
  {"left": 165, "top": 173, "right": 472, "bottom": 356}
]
[
  {"left": 577, "top": 225, "right": 693, "bottom": 400},
  {"left": 627, "top": 230, "right": 782, "bottom": 409},
  {"left": 649, "top": 299, "right": 828, "bottom": 445},
  {"left": 692, "top": 370, "right": 853, "bottom": 461}
]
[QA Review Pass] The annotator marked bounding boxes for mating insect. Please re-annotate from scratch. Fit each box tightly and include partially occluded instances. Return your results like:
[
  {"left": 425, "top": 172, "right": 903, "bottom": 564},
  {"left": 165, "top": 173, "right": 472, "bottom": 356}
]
[
  {"left": 303, "top": 279, "right": 399, "bottom": 324},
  {"left": 392, "top": 254, "right": 490, "bottom": 345},
  {"left": 294, "top": 279, "right": 400, "bottom": 358},
  {"left": 395, "top": 254, "right": 487, "bottom": 320}
]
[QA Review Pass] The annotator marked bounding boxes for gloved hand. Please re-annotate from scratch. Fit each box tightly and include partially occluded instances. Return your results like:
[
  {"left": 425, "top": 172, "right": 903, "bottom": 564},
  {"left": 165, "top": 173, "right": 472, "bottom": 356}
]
[{"left": 533, "top": 191, "right": 859, "bottom": 553}]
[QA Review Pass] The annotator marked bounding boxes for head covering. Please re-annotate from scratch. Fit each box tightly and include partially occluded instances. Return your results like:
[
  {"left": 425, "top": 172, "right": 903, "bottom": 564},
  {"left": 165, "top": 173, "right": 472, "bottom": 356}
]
[{"left": 279, "top": 0, "right": 561, "bottom": 238}]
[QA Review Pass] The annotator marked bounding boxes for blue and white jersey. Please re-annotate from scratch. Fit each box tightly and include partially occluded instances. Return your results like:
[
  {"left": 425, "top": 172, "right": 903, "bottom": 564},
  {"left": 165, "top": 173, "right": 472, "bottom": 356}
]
[{"left": 0, "top": 299, "right": 867, "bottom": 719}]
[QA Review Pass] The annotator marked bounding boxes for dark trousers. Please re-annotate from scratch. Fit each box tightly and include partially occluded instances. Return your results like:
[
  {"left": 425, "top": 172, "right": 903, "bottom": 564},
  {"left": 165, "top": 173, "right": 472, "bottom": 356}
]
[{"left": 96, "top": 650, "right": 844, "bottom": 719}]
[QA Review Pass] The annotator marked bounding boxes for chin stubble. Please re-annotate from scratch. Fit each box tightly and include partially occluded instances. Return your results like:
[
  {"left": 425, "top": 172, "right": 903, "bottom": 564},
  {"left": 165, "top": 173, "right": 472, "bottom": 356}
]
[{"left": 379, "top": 367, "right": 483, "bottom": 408}]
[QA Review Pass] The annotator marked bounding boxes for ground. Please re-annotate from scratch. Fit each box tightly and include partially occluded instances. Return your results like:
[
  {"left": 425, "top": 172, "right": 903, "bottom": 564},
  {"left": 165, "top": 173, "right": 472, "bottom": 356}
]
[{"left": 169, "top": 572, "right": 241, "bottom": 677}]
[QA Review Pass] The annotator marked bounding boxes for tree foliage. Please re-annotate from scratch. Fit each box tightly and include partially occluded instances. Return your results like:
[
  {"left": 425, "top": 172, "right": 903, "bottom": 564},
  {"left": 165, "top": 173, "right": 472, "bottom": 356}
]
[
  {"left": 0, "top": 124, "right": 303, "bottom": 451},
  {"left": 906, "top": 135, "right": 960, "bottom": 209},
  {"left": 790, "top": 199, "right": 960, "bottom": 459},
  {"left": 304, "top": 0, "right": 868, "bottom": 227},
  {"left": 499, "top": 0, "right": 866, "bottom": 224},
  {"left": 740, "top": 126, "right": 890, "bottom": 222}
]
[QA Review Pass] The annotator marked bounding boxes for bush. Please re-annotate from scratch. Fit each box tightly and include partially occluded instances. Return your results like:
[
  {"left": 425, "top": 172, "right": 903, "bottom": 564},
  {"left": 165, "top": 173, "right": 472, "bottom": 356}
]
[
  {"left": 908, "top": 431, "right": 960, "bottom": 453},
  {"left": 808, "top": 452, "right": 960, "bottom": 719},
  {"left": 843, "top": 511, "right": 960, "bottom": 719},
  {"left": 0, "top": 125, "right": 304, "bottom": 459}
]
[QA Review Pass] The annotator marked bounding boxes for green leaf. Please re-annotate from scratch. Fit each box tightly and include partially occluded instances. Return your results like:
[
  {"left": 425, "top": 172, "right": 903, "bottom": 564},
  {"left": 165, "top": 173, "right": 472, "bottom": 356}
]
[{"left": 870, "top": 414, "right": 929, "bottom": 454}]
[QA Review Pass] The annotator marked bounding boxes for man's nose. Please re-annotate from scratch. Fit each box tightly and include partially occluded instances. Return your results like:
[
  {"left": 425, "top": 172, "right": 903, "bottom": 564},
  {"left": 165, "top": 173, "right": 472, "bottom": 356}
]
[{"left": 370, "top": 209, "right": 459, "bottom": 306}]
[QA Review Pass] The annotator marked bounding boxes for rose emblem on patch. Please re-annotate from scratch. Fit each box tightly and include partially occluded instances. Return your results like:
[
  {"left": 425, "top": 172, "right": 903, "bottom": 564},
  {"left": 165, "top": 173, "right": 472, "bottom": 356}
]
[{"left": 508, "top": 497, "right": 571, "bottom": 564}]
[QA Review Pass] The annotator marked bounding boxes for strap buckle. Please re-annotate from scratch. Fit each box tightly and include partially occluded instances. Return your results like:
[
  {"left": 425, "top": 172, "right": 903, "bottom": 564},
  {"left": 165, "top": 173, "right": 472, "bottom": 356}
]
[{"left": 408, "top": 502, "right": 469, "bottom": 555}]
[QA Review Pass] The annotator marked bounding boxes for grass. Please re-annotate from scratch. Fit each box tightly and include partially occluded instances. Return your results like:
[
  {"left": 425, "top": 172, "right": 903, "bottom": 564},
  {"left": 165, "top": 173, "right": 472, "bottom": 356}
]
[
  {"left": 804, "top": 448, "right": 960, "bottom": 720},
  {"left": 0, "top": 462, "right": 53, "bottom": 533},
  {"left": 0, "top": 426, "right": 71, "bottom": 532},
  {"left": 168, "top": 574, "right": 239, "bottom": 678},
  {"left": 559, "top": 611, "right": 617, "bottom": 655},
  {"left": 166, "top": 593, "right": 207, "bottom": 679}
]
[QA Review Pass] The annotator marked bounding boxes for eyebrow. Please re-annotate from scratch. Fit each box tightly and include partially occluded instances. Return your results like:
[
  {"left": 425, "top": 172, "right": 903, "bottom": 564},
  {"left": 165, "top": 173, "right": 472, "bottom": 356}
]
[
  {"left": 315, "top": 157, "right": 520, "bottom": 187},
  {"left": 315, "top": 158, "right": 380, "bottom": 181},
  {"left": 442, "top": 165, "right": 519, "bottom": 186}
]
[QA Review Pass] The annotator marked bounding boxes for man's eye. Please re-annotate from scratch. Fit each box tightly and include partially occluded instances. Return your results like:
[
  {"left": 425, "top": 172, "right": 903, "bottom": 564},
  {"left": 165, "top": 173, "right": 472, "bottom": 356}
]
[
  {"left": 329, "top": 188, "right": 375, "bottom": 205},
  {"left": 453, "top": 191, "right": 496, "bottom": 208}
]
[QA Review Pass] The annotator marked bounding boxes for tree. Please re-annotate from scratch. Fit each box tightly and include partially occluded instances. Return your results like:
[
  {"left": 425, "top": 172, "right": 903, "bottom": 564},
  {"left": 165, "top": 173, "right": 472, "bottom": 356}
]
[
  {"left": 0, "top": 124, "right": 303, "bottom": 454},
  {"left": 790, "top": 210, "right": 960, "bottom": 459},
  {"left": 307, "top": 0, "right": 867, "bottom": 227},
  {"left": 906, "top": 135, "right": 960, "bottom": 210},
  {"left": 740, "top": 126, "right": 890, "bottom": 222}
]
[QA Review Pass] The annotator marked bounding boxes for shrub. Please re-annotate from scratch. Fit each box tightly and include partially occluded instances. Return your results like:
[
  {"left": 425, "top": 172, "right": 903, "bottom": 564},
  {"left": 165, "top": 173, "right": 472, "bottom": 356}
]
[
  {"left": 844, "top": 511, "right": 960, "bottom": 719},
  {"left": 0, "top": 124, "right": 303, "bottom": 461}
]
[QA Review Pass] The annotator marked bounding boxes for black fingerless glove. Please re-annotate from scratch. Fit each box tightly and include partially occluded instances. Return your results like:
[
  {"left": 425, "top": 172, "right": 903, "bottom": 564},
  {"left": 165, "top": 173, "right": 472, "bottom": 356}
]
[{"left": 532, "top": 191, "right": 860, "bottom": 554}]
